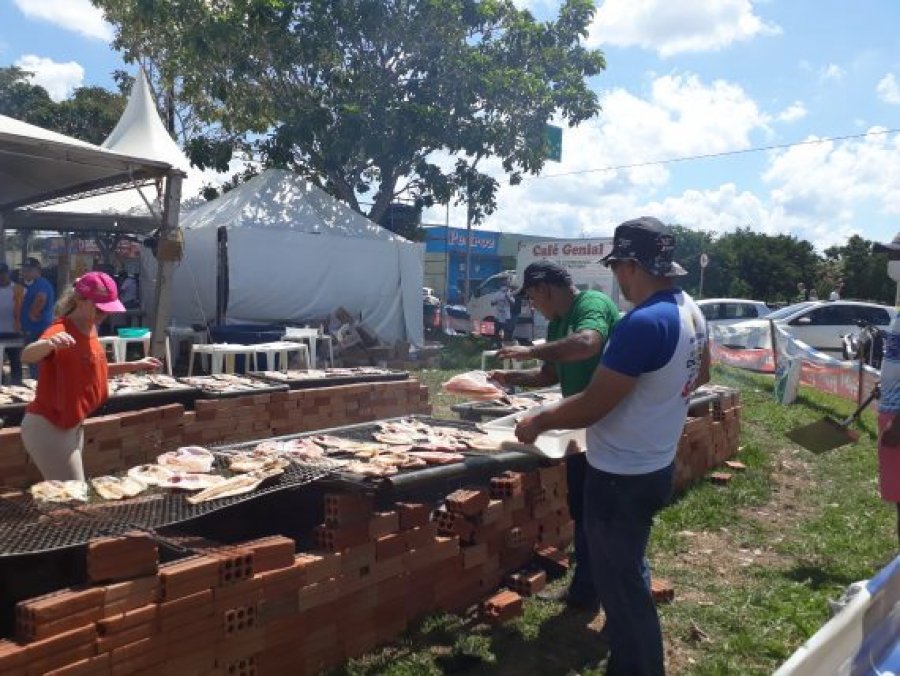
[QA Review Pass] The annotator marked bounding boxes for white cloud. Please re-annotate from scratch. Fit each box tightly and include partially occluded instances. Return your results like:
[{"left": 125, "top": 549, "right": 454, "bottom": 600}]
[
  {"left": 14, "top": 55, "right": 84, "bottom": 101},
  {"left": 876, "top": 73, "right": 900, "bottom": 105},
  {"left": 13, "top": 0, "right": 113, "bottom": 42},
  {"left": 426, "top": 72, "right": 774, "bottom": 237},
  {"left": 776, "top": 101, "right": 807, "bottom": 123},
  {"left": 819, "top": 64, "right": 845, "bottom": 83},
  {"left": 763, "top": 127, "right": 900, "bottom": 218},
  {"left": 588, "top": 0, "right": 780, "bottom": 57}
]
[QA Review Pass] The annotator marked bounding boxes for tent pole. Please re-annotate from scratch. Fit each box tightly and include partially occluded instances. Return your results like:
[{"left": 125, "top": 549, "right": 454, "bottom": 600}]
[
  {"left": 216, "top": 226, "right": 228, "bottom": 326},
  {"left": 0, "top": 214, "right": 5, "bottom": 264},
  {"left": 149, "top": 172, "right": 183, "bottom": 362}
]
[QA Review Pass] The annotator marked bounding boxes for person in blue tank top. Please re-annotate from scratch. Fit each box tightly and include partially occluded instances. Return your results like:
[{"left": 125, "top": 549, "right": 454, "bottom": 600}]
[
  {"left": 19, "top": 258, "right": 55, "bottom": 379},
  {"left": 515, "top": 217, "right": 710, "bottom": 676}
]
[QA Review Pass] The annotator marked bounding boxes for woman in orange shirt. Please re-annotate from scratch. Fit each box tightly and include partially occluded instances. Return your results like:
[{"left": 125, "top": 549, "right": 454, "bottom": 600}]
[{"left": 21, "top": 271, "right": 161, "bottom": 481}]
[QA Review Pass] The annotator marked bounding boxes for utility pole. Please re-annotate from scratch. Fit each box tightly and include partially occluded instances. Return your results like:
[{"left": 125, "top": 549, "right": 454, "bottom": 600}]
[
  {"left": 699, "top": 252, "right": 709, "bottom": 299},
  {"left": 464, "top": 184, "right": 473, "bottom": 302}
]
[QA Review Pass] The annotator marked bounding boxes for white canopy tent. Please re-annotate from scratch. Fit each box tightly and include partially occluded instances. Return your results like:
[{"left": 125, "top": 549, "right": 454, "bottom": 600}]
[
  {"left": 0, "top": 112, "right": 182, "bottom": 359},
  {"left": 40, "top": 69, "right": 208, "bottom": 216},
  {"left": 145, "top": 169, "right": 425, "bottom": 346}
]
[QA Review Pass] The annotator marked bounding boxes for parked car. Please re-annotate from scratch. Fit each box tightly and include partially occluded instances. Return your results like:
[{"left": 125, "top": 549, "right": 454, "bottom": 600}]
[
  {"left": 718, "top": 301, "right": 896, "bottom": 355},
  {"left": 696, "top": 298, "right": 772, "bottom": 326}
]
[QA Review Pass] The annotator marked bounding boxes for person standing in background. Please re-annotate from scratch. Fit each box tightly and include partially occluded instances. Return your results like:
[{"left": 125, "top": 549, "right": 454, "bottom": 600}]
[
  {"left": 871, "top": 235, "right": 900, "bottom": 544},
  {"left": 829, "top": 281, "right": 843, "bottom": 301},
  {"left": 0, "top": 263, "right": 24, "bottom": 385},
  {"left": 19, "top": 258, "right": 55, "bottom": 379}
]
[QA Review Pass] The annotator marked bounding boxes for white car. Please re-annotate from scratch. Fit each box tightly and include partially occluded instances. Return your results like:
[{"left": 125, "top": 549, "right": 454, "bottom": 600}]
[
  {"left": 717, "top": 301, "right": 895, "bottom": 355},
  {"left": 697, "top": 298, "right": 772, "bottom": 326}
]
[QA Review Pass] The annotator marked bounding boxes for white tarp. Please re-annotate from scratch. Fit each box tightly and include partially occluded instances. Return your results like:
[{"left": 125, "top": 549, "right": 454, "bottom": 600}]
[{"left": 144, "top": 169, "right": 424, "bottom": 345}]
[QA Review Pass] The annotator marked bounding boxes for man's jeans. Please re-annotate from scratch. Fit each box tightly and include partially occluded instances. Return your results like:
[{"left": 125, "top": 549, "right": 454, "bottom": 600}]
[
  {"left": 24, "top": 331, "right": 43, "bottom": 379},
  {"left": 566, "top": 452, "right": 597, "bottom": 604},
  {"left": 0, "top": 333, "right": 22, "bottom": 385},
  {"left": 583, "top": 461, "right": 674, "bottom": 676}
]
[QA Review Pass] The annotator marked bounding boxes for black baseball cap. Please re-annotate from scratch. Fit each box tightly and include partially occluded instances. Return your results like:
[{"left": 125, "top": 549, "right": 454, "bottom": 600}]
[
  {"left": 23, "top": 257, "right": 41, "bottom": 269},
  {"left": 516, "top": 261, "right": 573, "bottom": 297},
  {"left": 601, "top": 216, "right": 687, "bottom": 277}
]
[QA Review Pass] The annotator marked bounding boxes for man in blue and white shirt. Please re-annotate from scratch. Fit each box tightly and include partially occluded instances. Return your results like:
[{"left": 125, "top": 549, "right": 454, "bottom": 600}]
[{"left": 516, "top": 217, "right": 710, "bottom": 676}]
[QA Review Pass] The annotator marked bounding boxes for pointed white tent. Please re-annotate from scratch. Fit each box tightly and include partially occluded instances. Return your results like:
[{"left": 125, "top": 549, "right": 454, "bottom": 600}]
[
  {"left": 42, "top": 70, "right": 206, "bottom": 214},
  {"left": 146, "top": 169, "right": 425, "bottom": 345}
]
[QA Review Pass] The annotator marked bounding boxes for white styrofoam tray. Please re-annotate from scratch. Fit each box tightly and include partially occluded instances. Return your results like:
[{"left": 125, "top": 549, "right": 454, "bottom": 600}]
[{"left": 481, "top": 405, "right": 586, "bottom": 459}]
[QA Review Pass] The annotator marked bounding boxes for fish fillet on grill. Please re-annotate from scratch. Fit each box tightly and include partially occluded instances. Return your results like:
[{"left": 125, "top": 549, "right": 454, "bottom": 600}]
[
  {"left": 186, "top": 468, "right": 283, "bottom": 504},
  {"left": 156, "top": 473, "right": 228, "bottom": 491},
  {"left": 157, "top": 446, "right": 215, "bottom": 473},
  {"left": 227, "top": 452, "right": 290, "bottom": 474},
  {"left": 30, "top": 480, "right": 89, "bottom": 502},
  {"left": 91, "top": 476, "right": 148, "bottom": 500},
  {"left": 278, "top": 438, "right": 326, "bottom": 461},
  {"left": 342, "top": 461, "right": 398, "bottom": 477},
  {"left": 127, "top": 464, "right": 175, "bottom": 486}
]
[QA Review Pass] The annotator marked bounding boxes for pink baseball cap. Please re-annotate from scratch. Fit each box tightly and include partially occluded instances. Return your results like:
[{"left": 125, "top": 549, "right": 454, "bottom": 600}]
[{"left": 74, "top": 272, "right": 126, "bottom": 313}]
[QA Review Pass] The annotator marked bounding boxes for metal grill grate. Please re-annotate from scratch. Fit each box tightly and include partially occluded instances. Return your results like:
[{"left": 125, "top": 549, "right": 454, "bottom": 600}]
[
  {"left": 0, "top": 463, "right": 331, "bottom": 557},
  {"left": 74, "top": 462, "right": 332, "bottom": 530},
  {"left": 214, "top": 416, "right": 486, "bottom": 486}
]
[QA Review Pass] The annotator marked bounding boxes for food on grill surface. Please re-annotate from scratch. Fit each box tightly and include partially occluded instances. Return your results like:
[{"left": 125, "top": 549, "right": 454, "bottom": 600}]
[
  {"left": 157, "top": 472, "right": 228, "bottom": 491},
  {"left": 107, "top": 373, "right": 191, "bottom": 396},
  {"left": 248, "top": 438, "right": 328, "bottom": 461},
  {"left": 30, "top": 480, "right": 89, "bottom": 502},
  {"left": 157, "top": 446, "right": 215, "bottom": 473},
  {"left": 441, "top": 370, "right": 505, "bottom": 399},
  {"left": 186, "top": 467, "right": 283, "bottom": 504},
  {"left": 343, "top": 461, "right": 399, "bottom": 477},
  {"left": 179, "top": 374, "right": 273, "bottom": 394},
  {"left": 91, "top": 475, "right": 148, "bottom": 500},
  {"left": 407, "top": 450, "right": 466, "bottom": 464},
  {"left": 227, "top": 452, "right": 290, "bottom": 474},
  {"left": 307, "top": 435, "right": 376, "bottom": 453},
  {"left": 0, "top": 383, "right": 36, "bottom": 404},
  {"left": 257, "top": 367, "right": 396, "bottom": 381},
  {"left": 127, "top": 464, "right": 176, "bottom": 486}
]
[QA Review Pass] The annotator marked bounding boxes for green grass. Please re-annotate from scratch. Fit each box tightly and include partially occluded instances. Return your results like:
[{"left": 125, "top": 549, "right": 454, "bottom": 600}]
[{"left": 337, "top": 365, "right": 896, "bottom": 675}]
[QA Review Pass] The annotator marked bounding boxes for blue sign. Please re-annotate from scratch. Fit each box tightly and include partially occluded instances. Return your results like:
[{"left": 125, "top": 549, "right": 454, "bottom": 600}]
[{"left": 425, "top": 226, "right": 500, "bottom": 255}]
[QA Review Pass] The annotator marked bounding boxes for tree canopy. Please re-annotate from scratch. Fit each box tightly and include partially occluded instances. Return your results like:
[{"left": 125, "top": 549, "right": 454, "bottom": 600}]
[
  {"left": 671, "top": 226, "right": 895, "bottom": 306},
  {"left": 0, "top": 66, "right": 130, "bottom": 145},
  {"left": 92, "top": 0, "right": 606, "bottom": 223}
]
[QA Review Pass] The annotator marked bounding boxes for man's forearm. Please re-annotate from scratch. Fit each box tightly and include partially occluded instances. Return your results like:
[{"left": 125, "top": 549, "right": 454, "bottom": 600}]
[
  {"left": 507, "top": 367, "right": 557, "bottom": 389},
  {"left": 531, "top": 331, "right": 601, "bottom": 363}
]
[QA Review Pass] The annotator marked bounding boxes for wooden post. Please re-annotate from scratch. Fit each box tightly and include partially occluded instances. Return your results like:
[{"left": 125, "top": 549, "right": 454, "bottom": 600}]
[{"left": 149, "top": 172, "right": 183, "bottom": 361}]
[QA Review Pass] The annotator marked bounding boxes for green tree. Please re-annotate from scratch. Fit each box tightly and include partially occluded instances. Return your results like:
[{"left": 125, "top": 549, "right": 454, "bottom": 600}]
[
  {"left": 701, "top": 228, "right": 821, "bottom": 303},
  {"left": 824, "top": 235, "right": 895, "bottom": 304},
  {"left": 92, "top": 0, "right": 605, "bottom": 223},
  {"left": 667, "top": 224, "right": 715, "bottom": 297},
  {"left": 0, "top": 66, "right": 126, "bottom": 144}
]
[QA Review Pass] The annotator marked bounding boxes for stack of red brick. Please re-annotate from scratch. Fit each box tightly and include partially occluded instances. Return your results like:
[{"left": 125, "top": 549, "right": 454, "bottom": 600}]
[
  {"left": 674, "top": 387, "right": 742, "bottom": 490},
  {"left": 0, "top": 465, "right": 573, "bottom": 675},
  {"left": 0, "top": 380, "right": 431, "bottom": 489}
]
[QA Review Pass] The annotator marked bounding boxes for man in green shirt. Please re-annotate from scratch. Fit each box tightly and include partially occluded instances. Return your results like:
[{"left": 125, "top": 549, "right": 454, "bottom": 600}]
[{"left": 489, "top": 261, "right": 620, "bottom": 611}]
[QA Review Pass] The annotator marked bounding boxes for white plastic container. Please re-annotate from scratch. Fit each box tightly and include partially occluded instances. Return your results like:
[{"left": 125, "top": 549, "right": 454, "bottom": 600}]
[{"left": 481, "top": 405, "right": 586, "bottom": 459}]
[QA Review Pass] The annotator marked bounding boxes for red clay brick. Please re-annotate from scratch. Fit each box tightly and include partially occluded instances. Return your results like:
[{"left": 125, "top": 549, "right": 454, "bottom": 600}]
[
  {"left": 482, "top": 590, "right": 523, "bottom": 625},
  {"left": 323, "top": 493, "right": 374, "bottom": 527},
  {"left": 368, "top": 511, "right": 400, "bottom": 539},
  {"left": 445, "top": 488, "right": 490, "bottom": 518},
  {"left": 396, "top": 502, "right": 430, "bottom": 530},
  {"left": 709, "top": 472, "right": 733, "bottom": 485},
  {"left": 651, "top": 578, "right": 675, "bottom": 604},
  {"left": 96, "top": 603, "right": 157, "bottom": 636}
]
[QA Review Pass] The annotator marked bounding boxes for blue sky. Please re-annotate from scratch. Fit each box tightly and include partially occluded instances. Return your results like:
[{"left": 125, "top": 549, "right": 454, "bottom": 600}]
[{"left": 2, "top": 0, "right": 900, "bottom": 249}]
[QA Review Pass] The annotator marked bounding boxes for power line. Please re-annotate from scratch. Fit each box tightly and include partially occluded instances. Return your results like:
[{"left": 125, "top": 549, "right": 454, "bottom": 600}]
[{"left": 533, "top": 127, "right": 900, "bottom": 180}]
